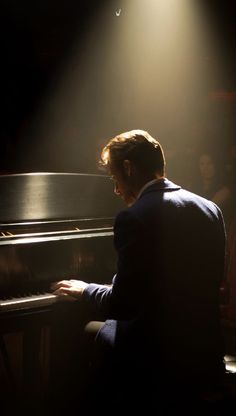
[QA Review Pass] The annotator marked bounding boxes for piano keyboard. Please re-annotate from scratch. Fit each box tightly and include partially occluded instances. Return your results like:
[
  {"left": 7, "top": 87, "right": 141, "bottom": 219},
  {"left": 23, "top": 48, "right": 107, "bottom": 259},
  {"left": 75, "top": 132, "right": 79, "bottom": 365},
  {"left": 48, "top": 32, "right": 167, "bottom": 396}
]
[{"left": 0, "top": 292, "right": 61, "bottom": 312}]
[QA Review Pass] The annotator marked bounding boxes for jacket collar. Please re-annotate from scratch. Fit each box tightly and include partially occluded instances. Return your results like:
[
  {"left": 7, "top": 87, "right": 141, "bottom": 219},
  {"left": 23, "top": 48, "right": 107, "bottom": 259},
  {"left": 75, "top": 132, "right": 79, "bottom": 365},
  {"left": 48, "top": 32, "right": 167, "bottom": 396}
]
[{"left": 138, "top": 178, "right": 181, "bottom": 199}]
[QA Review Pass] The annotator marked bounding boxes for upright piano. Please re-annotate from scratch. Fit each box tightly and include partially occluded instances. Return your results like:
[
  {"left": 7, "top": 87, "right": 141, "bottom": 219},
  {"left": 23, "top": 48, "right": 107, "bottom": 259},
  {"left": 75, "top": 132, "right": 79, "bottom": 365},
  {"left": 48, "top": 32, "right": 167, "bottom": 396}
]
[{"left": 0, "top": 172, "right": 124, "bottom": 413}]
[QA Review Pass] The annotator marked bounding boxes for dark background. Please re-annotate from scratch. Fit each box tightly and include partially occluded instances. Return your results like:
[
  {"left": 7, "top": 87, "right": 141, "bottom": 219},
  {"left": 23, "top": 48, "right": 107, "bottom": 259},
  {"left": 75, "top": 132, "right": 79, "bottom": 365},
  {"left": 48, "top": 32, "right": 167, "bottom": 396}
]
[
  {"left": 0, "top": 0, "right": 236, "bottom": 174},
  {"left": 1, "top": 0, "right": 103, "bottom": 172}
]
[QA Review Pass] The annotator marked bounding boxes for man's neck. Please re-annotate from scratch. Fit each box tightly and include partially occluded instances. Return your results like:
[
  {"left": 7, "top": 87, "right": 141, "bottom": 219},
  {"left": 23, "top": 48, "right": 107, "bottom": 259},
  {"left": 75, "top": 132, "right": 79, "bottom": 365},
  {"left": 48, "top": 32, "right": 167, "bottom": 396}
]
[{"left": 136, "top": 175, "right": 164, "bottom": 200}]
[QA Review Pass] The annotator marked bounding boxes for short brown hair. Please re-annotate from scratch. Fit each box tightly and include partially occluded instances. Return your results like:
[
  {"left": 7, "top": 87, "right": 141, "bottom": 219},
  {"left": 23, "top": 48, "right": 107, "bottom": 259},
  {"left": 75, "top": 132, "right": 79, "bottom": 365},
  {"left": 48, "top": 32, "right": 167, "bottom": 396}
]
[{"left": 100, "top": 129, "right": 166, "bottom": 176}]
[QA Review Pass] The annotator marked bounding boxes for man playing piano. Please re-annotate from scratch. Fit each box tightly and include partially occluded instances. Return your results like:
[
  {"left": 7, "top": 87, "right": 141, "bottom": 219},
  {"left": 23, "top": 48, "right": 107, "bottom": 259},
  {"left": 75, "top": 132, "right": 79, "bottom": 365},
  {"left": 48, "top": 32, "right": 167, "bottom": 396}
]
[{"left": 52, "top": 129, "right": 227, "bottom": 414}]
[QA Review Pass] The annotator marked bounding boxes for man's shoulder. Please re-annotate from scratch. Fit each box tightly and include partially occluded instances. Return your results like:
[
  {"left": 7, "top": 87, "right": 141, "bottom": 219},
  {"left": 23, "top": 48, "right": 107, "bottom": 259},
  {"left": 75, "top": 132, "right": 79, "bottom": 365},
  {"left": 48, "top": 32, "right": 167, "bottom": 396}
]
[
  {"left": 178, "top": 187, "right": 224, "bottom": 221},
  {"left": 138, "top": 183, "right": 223, "bottom": 219},
  {"left": 180, "top": 186, "right": 219, "bottom": 207}
]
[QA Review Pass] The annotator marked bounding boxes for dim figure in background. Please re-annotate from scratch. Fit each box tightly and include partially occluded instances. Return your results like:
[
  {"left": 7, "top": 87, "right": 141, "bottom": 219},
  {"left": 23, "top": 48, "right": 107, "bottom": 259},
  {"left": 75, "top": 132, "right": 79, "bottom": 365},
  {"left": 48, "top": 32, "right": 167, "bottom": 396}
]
[
  {"left": 192, "top": 150, "right": 234, "bottom": 315},
  {"left": 52, "top": 130, "right": 227, "bottom": 414}
]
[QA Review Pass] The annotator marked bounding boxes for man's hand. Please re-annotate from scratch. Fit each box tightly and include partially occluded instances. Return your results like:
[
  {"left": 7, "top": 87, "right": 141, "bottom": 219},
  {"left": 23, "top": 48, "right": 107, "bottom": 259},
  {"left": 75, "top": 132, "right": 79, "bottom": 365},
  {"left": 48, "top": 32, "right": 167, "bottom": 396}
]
[{"left": 51, "top": 279, "right": 89, "bottom": 300}]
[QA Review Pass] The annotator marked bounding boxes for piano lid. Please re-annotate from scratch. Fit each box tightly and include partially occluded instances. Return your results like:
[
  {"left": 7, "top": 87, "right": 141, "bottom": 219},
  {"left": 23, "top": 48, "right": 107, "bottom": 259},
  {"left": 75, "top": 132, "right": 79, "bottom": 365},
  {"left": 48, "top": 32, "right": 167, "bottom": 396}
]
[{"left": 0, "top": 172, "right": 124, "bottom": 227}]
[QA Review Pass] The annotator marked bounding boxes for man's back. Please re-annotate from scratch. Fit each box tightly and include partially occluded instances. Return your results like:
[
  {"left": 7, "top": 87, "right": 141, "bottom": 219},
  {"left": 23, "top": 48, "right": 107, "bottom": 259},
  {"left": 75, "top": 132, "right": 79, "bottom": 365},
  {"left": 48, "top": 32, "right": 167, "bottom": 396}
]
[{"left": 112, "top": 179, "right": 226, "bottom": 391}]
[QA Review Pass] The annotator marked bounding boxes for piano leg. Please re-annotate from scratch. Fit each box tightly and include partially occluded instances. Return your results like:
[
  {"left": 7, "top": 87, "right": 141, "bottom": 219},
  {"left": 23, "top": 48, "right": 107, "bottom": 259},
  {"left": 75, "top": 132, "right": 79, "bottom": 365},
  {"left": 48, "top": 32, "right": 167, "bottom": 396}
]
[
  {"left": 0, "top": 335, "right": 16, "bottom": 392},
  {"left": 21, "top": 324, "right": 50, "bottom": 414}
]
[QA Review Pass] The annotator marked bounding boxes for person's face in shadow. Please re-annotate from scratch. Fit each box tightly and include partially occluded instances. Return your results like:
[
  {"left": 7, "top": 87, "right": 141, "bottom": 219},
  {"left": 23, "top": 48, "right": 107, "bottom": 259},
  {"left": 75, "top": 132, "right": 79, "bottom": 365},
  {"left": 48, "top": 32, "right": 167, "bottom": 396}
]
[
  {"left": 199, "top": 154, "right": 215, "bottom": 181},
  {"left": 109, "top": 160, "right": 137, "bottom": 207}
]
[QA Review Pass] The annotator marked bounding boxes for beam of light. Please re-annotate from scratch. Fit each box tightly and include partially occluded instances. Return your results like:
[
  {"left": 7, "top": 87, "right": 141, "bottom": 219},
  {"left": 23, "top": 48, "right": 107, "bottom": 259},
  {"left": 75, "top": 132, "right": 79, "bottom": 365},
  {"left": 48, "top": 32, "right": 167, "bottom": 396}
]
[{"left": 20, "top": 0, "right": 233, "bottom": 173}]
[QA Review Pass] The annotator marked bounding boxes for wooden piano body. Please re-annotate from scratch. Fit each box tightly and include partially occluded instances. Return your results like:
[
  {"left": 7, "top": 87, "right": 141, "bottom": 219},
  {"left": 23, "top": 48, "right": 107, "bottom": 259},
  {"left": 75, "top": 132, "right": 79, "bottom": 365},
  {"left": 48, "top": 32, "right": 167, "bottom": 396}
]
[{"left": 0, "top": 172, "right": 124, "bottom": 414}]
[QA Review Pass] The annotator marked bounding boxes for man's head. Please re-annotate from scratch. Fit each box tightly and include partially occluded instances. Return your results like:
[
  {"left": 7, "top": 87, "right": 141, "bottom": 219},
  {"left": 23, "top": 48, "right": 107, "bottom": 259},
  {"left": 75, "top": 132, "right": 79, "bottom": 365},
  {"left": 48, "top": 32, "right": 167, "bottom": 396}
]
[{"left": 100, "top": 129, "right": 166, "bottom": 206}]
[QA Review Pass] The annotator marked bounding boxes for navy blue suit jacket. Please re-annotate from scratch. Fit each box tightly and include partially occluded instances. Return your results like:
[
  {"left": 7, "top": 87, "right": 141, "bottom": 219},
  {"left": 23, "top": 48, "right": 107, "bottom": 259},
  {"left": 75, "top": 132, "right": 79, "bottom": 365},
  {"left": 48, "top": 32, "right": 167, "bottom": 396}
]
[{"left": 82, "top": 178, "right": 226, "bottom": 389}]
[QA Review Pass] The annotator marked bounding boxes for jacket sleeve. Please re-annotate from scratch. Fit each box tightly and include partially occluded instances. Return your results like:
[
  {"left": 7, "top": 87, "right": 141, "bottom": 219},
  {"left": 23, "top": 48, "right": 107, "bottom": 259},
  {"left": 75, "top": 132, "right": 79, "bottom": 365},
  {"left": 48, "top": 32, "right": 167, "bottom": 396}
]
[{"left": 82, "top": 209, "right": 150, "bottom": 320}]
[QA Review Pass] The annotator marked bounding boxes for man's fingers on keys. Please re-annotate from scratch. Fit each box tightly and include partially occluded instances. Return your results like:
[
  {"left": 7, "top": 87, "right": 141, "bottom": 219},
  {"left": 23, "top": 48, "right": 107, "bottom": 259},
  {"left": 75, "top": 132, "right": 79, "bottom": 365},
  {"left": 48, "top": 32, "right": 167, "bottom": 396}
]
[
  {"left": 53, "top": 286, "right": 76, "bottom": 301},
  {"left": 51, "top": 280, "right": 71, "bottom": 290}
]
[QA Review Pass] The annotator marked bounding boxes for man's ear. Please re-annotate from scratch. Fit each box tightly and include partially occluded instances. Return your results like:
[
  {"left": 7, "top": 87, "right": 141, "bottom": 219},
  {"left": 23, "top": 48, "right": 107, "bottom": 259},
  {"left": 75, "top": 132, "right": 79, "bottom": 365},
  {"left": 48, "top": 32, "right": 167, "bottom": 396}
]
[{"left": 123, "top": 159, "right": 132, "bottom": 177}]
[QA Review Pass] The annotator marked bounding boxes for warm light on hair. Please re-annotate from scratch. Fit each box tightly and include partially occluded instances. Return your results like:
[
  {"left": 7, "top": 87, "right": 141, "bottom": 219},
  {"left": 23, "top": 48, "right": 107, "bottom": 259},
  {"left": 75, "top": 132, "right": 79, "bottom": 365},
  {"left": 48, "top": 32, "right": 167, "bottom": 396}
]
[{"left": 100, "top": 129, "right": 166, "bottom": 176}]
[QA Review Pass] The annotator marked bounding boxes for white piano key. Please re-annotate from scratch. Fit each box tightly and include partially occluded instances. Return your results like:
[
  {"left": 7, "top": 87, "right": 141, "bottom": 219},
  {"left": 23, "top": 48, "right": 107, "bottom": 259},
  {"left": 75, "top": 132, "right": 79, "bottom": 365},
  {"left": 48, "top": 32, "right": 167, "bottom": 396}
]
[{"left": 0, "top": 292, "right": 61, "bottom": 311}]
